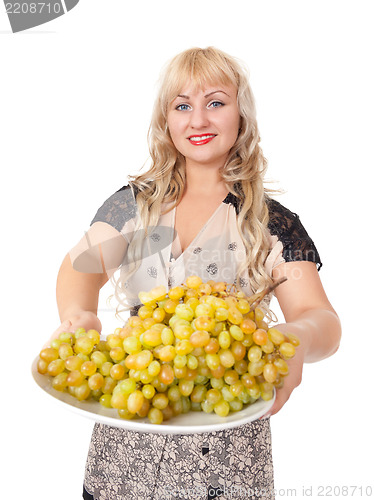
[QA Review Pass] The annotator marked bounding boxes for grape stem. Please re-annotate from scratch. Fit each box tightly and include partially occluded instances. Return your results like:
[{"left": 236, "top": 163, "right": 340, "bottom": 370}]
[{"left": 249, "top": 276, "right": 288, "bottom": 312}]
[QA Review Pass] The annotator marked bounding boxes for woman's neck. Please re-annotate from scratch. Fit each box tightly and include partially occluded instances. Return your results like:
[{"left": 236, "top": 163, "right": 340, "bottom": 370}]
[{"left": 183, "top": 161, "right": 228, "bottom": 198}]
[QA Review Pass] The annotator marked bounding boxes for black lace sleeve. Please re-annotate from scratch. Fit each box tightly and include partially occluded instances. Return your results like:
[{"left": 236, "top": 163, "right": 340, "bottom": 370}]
[
  {"left": 267, "top": 198, "right": 322, "bottom": 271},
  {"left": 90, "top": 184, "right": 138, "bottom": 232}
]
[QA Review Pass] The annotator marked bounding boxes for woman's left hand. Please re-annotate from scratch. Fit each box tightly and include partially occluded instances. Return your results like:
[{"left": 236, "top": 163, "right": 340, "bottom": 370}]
[{"left": 262, "top": 322, "right": 307, "bottom": 417}]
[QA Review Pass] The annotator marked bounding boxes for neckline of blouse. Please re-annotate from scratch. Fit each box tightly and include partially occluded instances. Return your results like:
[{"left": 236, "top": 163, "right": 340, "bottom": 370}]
[{"left": 170, "top": 192, "right": 234, "bottom": 262}]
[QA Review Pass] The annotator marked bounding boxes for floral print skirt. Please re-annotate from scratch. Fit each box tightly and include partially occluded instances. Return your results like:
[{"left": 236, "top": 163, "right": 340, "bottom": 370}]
[{"left": 83, "top": 416, "right": 274, "bottom": 500}]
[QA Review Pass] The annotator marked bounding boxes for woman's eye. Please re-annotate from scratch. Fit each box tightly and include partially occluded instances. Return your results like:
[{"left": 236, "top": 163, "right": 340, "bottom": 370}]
[
  {"left": 209, "top": 101, "right": 224, "bottom": 108},
  {"left": 176, "top": 104, "right": 190, "bottom": 111}
]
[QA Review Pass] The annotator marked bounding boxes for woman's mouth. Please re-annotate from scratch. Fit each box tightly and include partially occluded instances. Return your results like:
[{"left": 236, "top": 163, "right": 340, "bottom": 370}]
[{"left": 187, "top": 134, "right": 216, "bottom": 145}]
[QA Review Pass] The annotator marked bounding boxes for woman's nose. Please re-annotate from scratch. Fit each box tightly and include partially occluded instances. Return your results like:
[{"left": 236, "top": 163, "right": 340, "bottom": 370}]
[{"left": 189, "top": 107, "right": 210, "bottom": 129}]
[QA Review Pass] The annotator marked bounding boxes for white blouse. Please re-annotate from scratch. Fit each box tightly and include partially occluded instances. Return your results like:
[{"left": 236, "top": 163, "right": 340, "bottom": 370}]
[{"left": 89, "top": 184, "right": 322, "bottom": 312}]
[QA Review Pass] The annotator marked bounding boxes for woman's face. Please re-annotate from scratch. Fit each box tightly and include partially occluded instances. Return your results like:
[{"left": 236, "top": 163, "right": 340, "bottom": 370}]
[{"left": 167, "top": 82, "right": 241, "bottom": 169}]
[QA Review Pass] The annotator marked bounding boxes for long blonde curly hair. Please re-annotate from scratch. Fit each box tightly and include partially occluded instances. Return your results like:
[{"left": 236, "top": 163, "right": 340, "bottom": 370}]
[{"left": 112, "top": 46, "right": 275, "bottom": 317}]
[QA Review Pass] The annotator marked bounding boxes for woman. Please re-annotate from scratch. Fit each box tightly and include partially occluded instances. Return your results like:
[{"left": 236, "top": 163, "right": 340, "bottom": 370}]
[{"left": 53, "top": 47, "right": 341, "bottom": 500}]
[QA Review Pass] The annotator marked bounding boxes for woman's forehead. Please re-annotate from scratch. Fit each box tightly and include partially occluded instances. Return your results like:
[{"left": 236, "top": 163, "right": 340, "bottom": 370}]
[
  {"left": 177, "top": 79, "right": 235, "bottom": 95},
  {"left": 167, "top": 77, "right": 237, "bottom": 105}
]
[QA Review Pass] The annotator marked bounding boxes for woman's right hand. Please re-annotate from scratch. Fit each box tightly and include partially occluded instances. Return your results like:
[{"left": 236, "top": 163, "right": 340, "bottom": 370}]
[{"left": 43, "top": 311, "right": 102, "bottom": 349}]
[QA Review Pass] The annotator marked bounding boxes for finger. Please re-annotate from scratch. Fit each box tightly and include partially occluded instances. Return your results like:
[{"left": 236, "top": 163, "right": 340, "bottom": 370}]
[
  {"left": 42, "top": 320, "right": 72, "bottom": 349},
  {"left": 269, "top": 386, "right": 292, "bottom": 416}
]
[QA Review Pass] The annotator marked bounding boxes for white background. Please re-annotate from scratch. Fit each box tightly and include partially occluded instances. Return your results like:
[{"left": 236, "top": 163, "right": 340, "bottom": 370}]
[{"left": 1, "top": 1, "right": 373, "bottom": 499}]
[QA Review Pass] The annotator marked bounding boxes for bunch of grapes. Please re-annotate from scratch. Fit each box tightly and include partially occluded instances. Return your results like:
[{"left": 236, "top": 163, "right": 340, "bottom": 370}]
[{"left": 38, "top": 276, "right": 299, "bottom": 424}]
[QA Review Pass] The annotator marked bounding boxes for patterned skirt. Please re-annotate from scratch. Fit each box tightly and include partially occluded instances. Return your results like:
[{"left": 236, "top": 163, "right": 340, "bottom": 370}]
[{"left": 83, "top": 417, "right": 274, "bottom": 500}]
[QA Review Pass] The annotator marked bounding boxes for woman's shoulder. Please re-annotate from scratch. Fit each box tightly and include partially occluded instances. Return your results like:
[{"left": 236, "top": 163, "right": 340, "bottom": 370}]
[
  {"left": 266, "top": 197, "right": 305, "bottom": 236},
  {"left": 90, "top": 184, "right": 138, "bottom": 231},
  {"left": 266, "top": 197, "right": 323, "bottom": 270}
]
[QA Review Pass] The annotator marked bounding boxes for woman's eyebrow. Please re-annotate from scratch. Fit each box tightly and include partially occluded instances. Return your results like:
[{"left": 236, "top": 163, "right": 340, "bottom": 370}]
[
  {"left": 176, "top": 90, "right": 230, "bottom": 100},
  {"left": 204, "top": 90, "right": 230, "bottom": 98}
]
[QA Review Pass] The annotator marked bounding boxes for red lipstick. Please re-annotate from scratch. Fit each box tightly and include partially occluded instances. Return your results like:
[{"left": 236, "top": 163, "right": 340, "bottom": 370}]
[{"left": 187, "top": 134, "right": 216, "bottom": 146}]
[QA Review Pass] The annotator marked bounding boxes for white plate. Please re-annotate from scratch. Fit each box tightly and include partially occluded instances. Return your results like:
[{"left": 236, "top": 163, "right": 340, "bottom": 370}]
[{"left": 31, "top": 356, "right": 275, "bottom": 434}]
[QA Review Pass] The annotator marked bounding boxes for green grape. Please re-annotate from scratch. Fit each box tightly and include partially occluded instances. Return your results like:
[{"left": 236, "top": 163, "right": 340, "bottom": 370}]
[
  {"left": 39, "top": 275, "right": 297, "bottom": 424},
  {"left": 161, "top": 327, "right": 174, "bottom": 346},
  {"left": 52, "top": 372, "right": 68, "bottom": 391},
  {"left": 190, "top": 401, "right": 201, "bottom": 412},
  {"left": 47, "top": 359, "right": 65, "bottom": 376},
  {"left": 99, "top": 394, "right": 112, "bottom": 408},
  {"left": 142, "top": 384, "right": 156, "bottom": 399},
  {"left": 180, "top": 396, "right": 191, "bottom": 413},
  {"left": 229, "top": 325, "right": 244, "bottom": 341},
  {"left": 51, "top": 339, "right": 62, "bottom": 350},
  {"left": 88, "top": 373, "right": 104, "bottom": 391},
  {"left": 152, "top": 393, "right": 169, "bottom": 410},
  {"left": 263, "top": 363, "right": 278, "bottom": 383},
  {"left": 90, "top": 351, "right": 107, "bottom": 368},
  {"left": 147, "top": 360, "right": 161, "bottom": 377},
  {"left": 175, "top": 304, "right": 194, "bottom": 322},
  {"left": 139, "top": 369, "right": 154, "bottom": 384},
  {"left": 215, "top": 308, "right": 229, "bottom": 321},
  {"left": 59, "top": 332, "right": 73, "bottom": 343},
  {"left": 206, "top": 388, "right": 222, "bottom": 405},
  {"left": 59, "top": 343, "right": 74, "bottom": 360},
  {"left": 190, "top": 385, "right": 207, "bottom": 403},
  {"left": 219, "top": 349, "right": 235, "bottom": 367},
  {"left": 214, "top": 400, "right": 230, "bottom": 417},
  {"left": 66, "top": 370, "right": 85, "bottom": 387},
  {"left": 229, "top": 399, "right": 243, "bottom": 412},
  {"left": 221, "top": 385, "right": 235, "bottom": 402},
  {"left": 86, "top": 329, "right": 101, "bottom": 345},
  {"left": 248, "top": 359, "right": 265, "bottom": 377},
  {"left": 279, "top": 342, "right": 296, "bottom": 359},
  {"left": 81, "top": 360, "right": 97, "bottom": 377},
  {"left": 224, "top": 369, "right": 239, "bottom": 385},
  {"left": 229, "top": 381, "right": 244, "bottom": 397},
  {"left": 117, "top": 378, "right": 136, "bottom": 394},
  {"left": 123, "top": 336, "right": 141, "bottom": 354},
  {"left": 273, "top": 358, "right": 289, "bottom": 376},
  {"left": 74, "top": 336, "right": 95, "bottom": 355},
  {"left": 148, "top": 407, "right": 163, "bottom": 424},
  {"left": 100, "top": 361, "right": 113, "bottom": 377},
  {"left": 205, "top": 353, "right": 220, "bottom": 370},
  {"left": 247, "top": 345, "right": 262, "bottom": 363},
  {"left": 37, "top": 358, "right": 49, "bottom": 374},
  {"left": 157, "top": 364, "right": 173, "bottom": 385},
  {"left": 111, "top": 391, "right": 129, "bottom": 409},
  {"left": 102, "top": 376, "right": 116, "bottom": 394},
  {"left": 40, "top": 347, "right": 59, "bottom": 364},
  {"left": 186, "top": 354, "right": 198, "bottom": 370},
  {"left": 118, "top": 408, "right": 134, "bottom": 420},
  {"left": 75, "top": 381, "right": 91, "bottom": 401},
  {"left": 218, "top": 330, "right": 231, "bottom": 349},
  {"left": 201, "top": 399, "right": 214, "bottom": 413},
  {"left": 109, "top": 363, "right": 125, "bottom": 380},
  {"left": 178, "top": 379, "right": 194, "bottom": 397},
  {"left": 210, "top": 377, "right": 224, "bottom": 390},
  {"left": 268, "top": 327, "right": 285, "bottom": 345},
  {"left": 174, "top": 354, "right": 187, "bottom": 368}
]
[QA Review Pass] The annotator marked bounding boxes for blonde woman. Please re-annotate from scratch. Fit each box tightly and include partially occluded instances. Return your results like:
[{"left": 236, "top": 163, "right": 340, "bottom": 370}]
[{"left": 53, "top": 47, "right": 341, "bottom": 500}]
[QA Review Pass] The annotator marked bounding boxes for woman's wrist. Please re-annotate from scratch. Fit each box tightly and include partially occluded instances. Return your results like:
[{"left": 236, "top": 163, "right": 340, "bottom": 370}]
[
  {"left": 275, "top": 308, "right": 341, "bottom": 363},
  {"left": 59, "top": 307, "right": 97, "bottom": 324}
]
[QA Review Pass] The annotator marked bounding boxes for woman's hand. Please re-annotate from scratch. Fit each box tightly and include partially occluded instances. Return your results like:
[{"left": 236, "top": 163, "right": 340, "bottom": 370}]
[
  {"left": 262, "top": 322, "right": 307, "bottom": 418},
  {"left": 43, "top": 311, "right": 102, "bottom": 349}
]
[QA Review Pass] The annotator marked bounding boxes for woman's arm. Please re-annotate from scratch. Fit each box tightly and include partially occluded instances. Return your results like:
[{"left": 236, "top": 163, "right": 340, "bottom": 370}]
[
  {"left": 57, "top": 252, "right": 108, "bottom": 323},
  {"left": 273, "top": 261, "right": 341, "bottom": 362},
  {"left": 267, "top": 261, "right": 341, "bottom": 415},
  {"left": 46, "top": 222, "right": 127, "bottom": 344}
]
